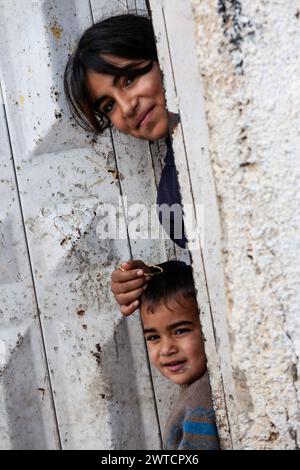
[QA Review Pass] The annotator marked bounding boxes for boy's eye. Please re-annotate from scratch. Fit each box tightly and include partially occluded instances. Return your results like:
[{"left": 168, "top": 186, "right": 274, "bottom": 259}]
[
  {"left": 174, "top": 328, "right": 189, "bottom": 336},
  {"left": 102, "top": 100, "right": 115, "bottom": 114},
  {"left": 145, "top": 334, "right": 160, "bottom": 342}
]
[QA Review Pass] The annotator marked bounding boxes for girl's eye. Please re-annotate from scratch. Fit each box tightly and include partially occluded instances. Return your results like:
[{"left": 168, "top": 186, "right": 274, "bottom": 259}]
[
  {"left": 145, "top": 335, "right": 160, "bottom": 342},
  {"left": 125, "top": 76, "right": 135, "bottom": 87},
  {"left": 102, "top": 100, "right": 114, "bottom": 114}
]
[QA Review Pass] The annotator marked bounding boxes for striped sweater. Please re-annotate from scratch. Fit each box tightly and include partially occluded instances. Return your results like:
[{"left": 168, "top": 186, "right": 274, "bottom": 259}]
[{"left": 163, "top": 371, "right": 220, "bottom": 450}]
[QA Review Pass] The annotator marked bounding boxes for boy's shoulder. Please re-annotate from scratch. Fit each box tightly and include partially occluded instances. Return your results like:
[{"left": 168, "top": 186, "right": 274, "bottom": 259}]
[
  {"left": 179, "top": 371, "right": 214, "bottom": 411},
  {"left": 170, "top": 371, "right": 214, "bottom": 423},
  {"left": 163, "top": 371, "right": 220, "bottom": 450}
]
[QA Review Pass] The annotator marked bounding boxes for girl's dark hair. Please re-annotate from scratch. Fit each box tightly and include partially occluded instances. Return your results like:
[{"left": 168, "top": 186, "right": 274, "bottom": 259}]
[
  {"left": 141, "top": 261, "right": 197, "bottom": 313},
  {"left": 64, "top": 14, "right": 158, "bottom": 134}
]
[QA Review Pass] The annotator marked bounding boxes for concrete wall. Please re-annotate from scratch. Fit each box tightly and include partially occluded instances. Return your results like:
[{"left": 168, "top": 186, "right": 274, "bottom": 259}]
[{"left": 191, "top": 0, "right": 300, "bottom": 449}]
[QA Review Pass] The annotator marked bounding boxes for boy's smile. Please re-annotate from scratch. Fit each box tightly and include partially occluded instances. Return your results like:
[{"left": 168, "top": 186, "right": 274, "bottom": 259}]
[{"left": 141, "top": 296, "right": 206, "bottom": 385}]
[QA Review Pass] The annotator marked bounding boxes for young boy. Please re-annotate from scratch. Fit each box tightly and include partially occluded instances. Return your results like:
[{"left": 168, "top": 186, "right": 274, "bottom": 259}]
[{"left": 140, "top": 260, "right": 219, "bottom": 450}]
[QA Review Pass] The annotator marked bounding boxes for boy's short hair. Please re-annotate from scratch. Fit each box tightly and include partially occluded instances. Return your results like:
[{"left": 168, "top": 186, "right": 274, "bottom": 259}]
[{"left": 141, "top": 260, "right": 197, "bottom": 313}]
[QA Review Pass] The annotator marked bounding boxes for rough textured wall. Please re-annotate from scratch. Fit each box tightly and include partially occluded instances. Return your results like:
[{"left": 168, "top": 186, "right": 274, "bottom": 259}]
[{"left": 191, "top": 0, "right": 300, "bottom": 449}]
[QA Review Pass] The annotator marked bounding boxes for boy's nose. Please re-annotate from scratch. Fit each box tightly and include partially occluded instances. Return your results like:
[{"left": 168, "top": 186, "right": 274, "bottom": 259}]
[{"left": 159, "top": 338, "right": 177, "bottom": 357}]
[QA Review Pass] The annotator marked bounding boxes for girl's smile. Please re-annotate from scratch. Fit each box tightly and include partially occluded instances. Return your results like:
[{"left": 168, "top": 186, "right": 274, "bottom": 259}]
[{"left": 86, "top": 55, "right": 170, "bottom": 141}]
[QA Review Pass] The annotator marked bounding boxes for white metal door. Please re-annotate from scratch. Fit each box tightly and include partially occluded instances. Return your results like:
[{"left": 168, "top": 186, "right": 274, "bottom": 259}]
[
  {"left": 0, "top": 73, "right": 60, "bottom": 451},
  {"left": 0, "top": 0, "right": 191, "bottom": 449}
]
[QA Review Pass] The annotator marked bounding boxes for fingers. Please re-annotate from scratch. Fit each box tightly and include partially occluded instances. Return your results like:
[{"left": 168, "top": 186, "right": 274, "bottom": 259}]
[
  {"left": 112, "top": 276, "right": 147, "bottom": 295},
  {"left": 111, "top": 267, "right": 145, "bottom": 284},
  {"left": 120, "top": 300, "right": 140, "bottom": 317},
  {"left": 121, "top": 259, "right": 146, "bottom": 270},
  {"left": 116, "top": 286, "right": 146, "bottom": 307},
  {"left": 110, "top": 259, "right": 149, "bottom": 317}
]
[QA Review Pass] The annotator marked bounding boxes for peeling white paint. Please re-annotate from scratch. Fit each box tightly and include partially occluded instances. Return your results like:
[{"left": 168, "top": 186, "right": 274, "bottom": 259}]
[
  {"left": 0, "top": 94, "right": 60, "bottom": 450},
  {"left": 0, "top": 0, "right": 188, "bottom": 450}
]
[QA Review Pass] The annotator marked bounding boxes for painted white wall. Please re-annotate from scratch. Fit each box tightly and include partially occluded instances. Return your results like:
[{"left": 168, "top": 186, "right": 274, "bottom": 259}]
[{"left": 190, "top": 0, "right": 300, "bottom": 449}]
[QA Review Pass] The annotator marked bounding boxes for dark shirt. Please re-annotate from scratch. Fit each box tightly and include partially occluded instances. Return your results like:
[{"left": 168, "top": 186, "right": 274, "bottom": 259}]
[{"left": 156, "top": 137, "right": 187, "bottom": 248}]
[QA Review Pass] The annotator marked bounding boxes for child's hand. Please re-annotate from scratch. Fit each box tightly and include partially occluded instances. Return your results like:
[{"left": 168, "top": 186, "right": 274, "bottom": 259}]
[{"left": 111, "top": 260, "right": 149, "bottom": 316}]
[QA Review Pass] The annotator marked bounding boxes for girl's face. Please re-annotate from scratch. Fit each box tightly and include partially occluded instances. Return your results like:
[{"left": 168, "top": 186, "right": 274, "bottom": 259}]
[{"left": 86, "top": 55, "right": 169, "bottom": 140}]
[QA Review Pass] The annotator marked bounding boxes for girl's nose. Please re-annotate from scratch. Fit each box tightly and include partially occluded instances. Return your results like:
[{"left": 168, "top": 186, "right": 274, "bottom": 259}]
[{"left": 118, "top": 92, "right": 138, "bottom": 117}]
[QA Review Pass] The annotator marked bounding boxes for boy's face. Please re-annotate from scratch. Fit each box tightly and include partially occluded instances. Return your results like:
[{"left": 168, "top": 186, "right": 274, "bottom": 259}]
[{"left": 141, "top": 296, "right": 206, "bottom": 385}]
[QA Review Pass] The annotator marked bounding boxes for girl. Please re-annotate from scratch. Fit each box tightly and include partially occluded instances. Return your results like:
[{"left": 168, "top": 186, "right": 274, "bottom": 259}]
[{"left": 64, "top": 13, "right": 186, "bottom": 316}]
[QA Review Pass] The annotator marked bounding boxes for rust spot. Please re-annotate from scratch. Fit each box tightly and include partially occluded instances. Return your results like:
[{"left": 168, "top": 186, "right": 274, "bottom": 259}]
[
  {"left": 76, "top": 309, "right": 86, "bottom": 317},
  {"left": 16, "top": 333, "right": 23, "bottom": 347},
  {"left": 50, "top": 86, "right": 60, "bottom": 102},
  {"left": 108, "top": 169, "right": 118, "bottom": 180},
  {"left": 239, "top": 161, "right": 256, "bottom": 168},
  {"left": 91, "top": 343, "right": 102, "bottom": 366},
  {"left": 291, "top": 363, "right": 298, "bottom": 382},
  {"left": 82, "top": 324, "right": 87, "bottom": 330},
  {"left": 54, "top": 110, "right": 63, "bottom": 119},
  {"left": 38, "top": 388, "right": 46, "bottom": 400},
  {"left": 50, "top": 22, "right": 63, "bottom": 40},
  {"left": 268, "top": 423, "right": 279, "bottom": 442},
  {"left": 239, "top": 127, "right": 248, "bottom": 142},
  {"left": 60, "top": 237, "right": 70, "bottom": 246}
]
